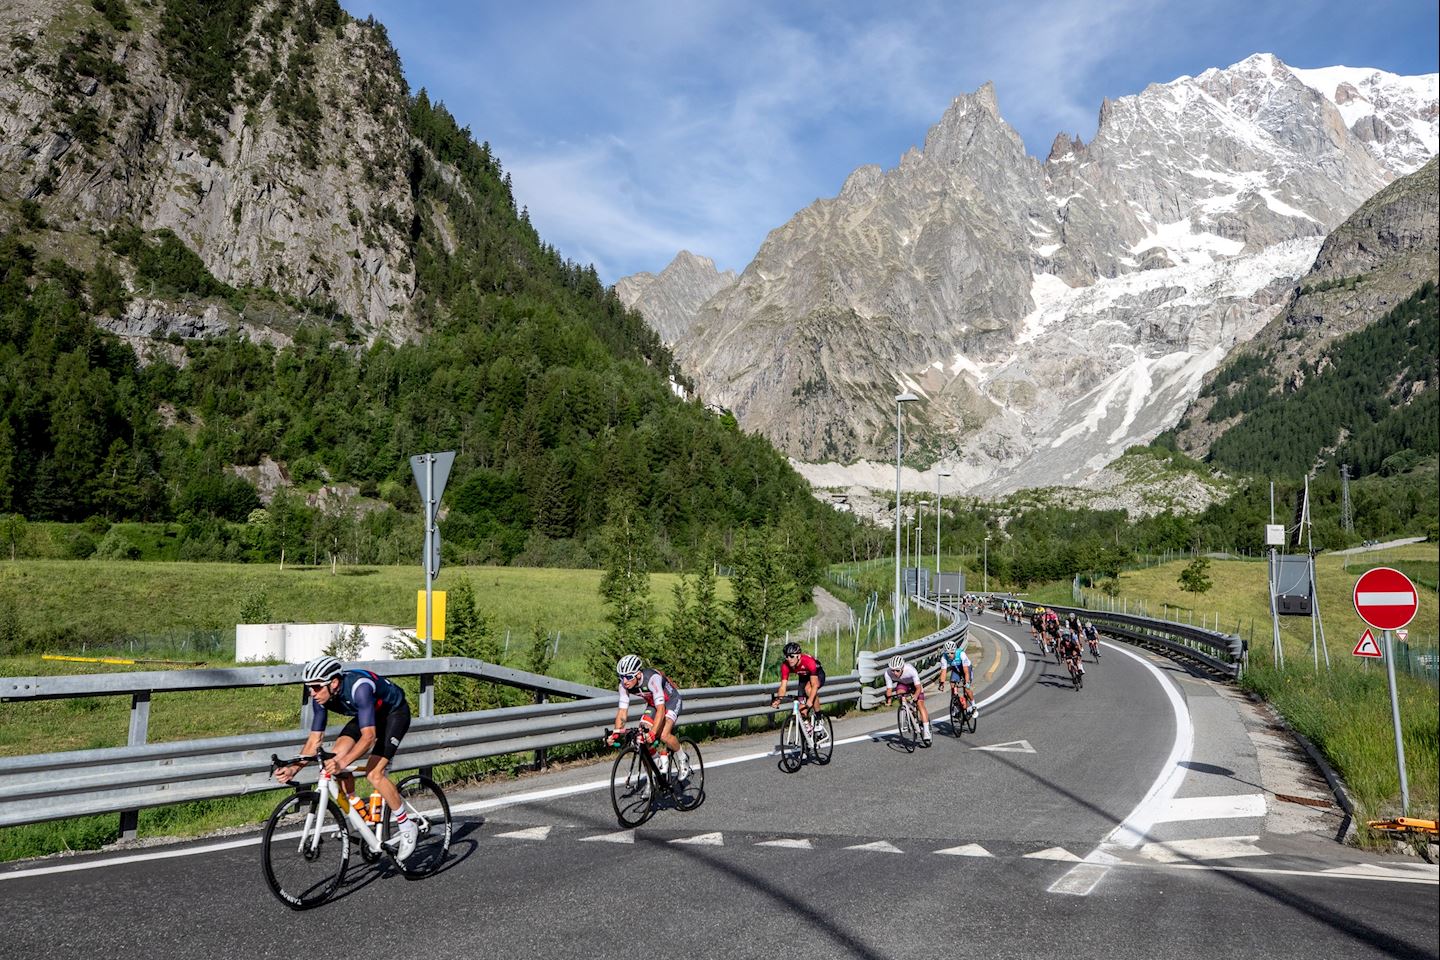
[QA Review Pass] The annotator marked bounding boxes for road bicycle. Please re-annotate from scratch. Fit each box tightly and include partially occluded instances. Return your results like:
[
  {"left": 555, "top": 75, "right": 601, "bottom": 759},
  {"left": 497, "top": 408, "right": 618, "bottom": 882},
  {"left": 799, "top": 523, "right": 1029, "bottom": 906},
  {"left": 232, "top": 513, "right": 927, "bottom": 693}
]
[
  {"left": 607, "top": 727, "right": 706, "bottom": 828},
  {"left": 1065, "top": 655, "right": 1085, "bottom": 691},
  {"left": 890, "top": 692, "right": 930, "bottom": 752},
  {"left": 943, "top": 683, "right": 977, "bottom": 737},
  {"left": 261, "top": 748, "right": 452, "bottom": 910},
  {"left": 1087, "top": 635, "right": 1101, "bottom": 661},
  {"left": 776, "top": 695, "right": 834, "bottom": 772}
]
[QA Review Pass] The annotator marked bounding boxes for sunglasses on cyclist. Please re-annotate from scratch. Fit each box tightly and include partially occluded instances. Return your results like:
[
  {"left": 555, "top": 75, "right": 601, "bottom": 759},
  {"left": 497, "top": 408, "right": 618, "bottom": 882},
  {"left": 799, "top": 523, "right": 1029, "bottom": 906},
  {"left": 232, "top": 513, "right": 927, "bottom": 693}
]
[{"left": 305, "top": 682, "right": 330, "bottom": 692}]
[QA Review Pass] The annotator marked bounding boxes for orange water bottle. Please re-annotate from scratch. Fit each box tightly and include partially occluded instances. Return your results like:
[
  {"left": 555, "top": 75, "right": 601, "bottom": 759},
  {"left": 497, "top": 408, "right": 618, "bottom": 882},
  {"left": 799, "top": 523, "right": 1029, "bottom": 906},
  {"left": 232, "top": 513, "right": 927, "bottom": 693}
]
[{"left": 368, "top": 794, "right": 384, "bottom": 823}]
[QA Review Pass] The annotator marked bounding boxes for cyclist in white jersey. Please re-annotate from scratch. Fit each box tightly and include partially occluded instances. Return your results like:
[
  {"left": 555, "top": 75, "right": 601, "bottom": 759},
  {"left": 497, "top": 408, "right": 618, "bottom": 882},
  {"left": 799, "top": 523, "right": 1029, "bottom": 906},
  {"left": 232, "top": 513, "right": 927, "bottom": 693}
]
[
  {"left": 607, "top": 654, "right": 692, "bottom": 778},
  {"left": 883, "top": 656, "right": 932, "bottom": 743}
]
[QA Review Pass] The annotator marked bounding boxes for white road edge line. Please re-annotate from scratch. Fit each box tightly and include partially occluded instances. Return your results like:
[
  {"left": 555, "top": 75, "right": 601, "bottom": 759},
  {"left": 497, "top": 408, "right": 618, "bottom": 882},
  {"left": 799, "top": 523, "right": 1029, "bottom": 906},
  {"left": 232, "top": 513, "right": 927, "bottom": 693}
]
[
  {"left": 2, "top": 620, "right": 1032, "bottom": 882},
  {"left": 1050, "top": 639, "right": 1194, "bottom": 897}
]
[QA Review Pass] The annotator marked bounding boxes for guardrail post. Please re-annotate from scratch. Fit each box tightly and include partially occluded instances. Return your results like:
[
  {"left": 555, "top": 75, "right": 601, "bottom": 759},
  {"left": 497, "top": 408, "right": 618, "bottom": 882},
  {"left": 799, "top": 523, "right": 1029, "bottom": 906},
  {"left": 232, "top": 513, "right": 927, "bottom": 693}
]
[
  {"left": 119, "top": 691, "right": 150, "bottom": 840},
  {"left": 533, "top": 692, "right": 548, "bottom": 771},
  {"left": 420, "top": 673, "right": 434, "bottom": 779}
]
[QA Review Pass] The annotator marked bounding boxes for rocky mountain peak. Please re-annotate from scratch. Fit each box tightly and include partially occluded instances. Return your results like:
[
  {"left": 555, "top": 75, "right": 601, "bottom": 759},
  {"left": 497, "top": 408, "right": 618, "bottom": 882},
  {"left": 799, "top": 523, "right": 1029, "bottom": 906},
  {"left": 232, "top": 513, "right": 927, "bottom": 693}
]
[
  {"left": 625, "top": 52, "right": 1437, "bottom": 492},
  {"left": 614, "top": 249, "right": 737, "bottom": 346}
]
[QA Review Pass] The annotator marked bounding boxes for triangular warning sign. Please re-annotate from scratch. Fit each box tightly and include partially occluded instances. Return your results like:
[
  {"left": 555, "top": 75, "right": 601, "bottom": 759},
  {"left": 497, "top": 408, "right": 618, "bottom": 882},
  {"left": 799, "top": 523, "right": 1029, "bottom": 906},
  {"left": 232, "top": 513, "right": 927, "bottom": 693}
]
[{"left": 1352, "top": 629, "right": 1383, "bottom": 659}]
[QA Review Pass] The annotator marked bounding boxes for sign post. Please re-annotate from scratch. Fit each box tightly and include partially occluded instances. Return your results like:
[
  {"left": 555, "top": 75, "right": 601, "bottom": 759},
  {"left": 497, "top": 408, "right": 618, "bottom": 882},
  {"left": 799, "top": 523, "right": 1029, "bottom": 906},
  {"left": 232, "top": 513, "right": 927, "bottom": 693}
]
[
  {"left": 1353, "top": 567, "right": 1418, "bottom": 815},
  {"left": 410, "top": 451, "right": 455, "bottom": 720}
]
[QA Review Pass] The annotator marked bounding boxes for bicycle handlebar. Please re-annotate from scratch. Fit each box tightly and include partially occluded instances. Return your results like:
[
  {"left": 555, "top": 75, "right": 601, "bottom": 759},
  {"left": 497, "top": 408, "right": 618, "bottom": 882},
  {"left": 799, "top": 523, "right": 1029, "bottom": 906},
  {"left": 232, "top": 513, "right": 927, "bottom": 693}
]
[{"left": 269, "top": 747, "right": 337, "bottom": 771}]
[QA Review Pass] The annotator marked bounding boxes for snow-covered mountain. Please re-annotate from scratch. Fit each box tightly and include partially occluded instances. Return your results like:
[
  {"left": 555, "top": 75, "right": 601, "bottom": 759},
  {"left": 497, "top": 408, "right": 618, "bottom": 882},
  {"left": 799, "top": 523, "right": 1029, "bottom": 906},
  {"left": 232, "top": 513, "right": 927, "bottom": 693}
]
[
  {"left": 1288, "top": 64, "right": 1438, "bottom": 174},
  {"left": 621, "top": 53, "right": 1438, "bottom": 494}
]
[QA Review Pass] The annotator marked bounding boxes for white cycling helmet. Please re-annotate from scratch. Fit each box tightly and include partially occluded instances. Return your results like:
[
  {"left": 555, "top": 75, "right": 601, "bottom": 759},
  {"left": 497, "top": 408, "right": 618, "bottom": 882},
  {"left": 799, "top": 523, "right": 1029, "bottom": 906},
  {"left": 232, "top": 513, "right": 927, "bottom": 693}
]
[
  {"left": 942, "top": 640, "right": 957, "bottom": 654},
  {"left": 616, "top": 654, "right": 643, "bottom": 678},
  {"left": 888, "top": 655, "right": 906, "bottom": 671},
  {"left": 302, "top": 655, "right": 342, "bottom": 684}
]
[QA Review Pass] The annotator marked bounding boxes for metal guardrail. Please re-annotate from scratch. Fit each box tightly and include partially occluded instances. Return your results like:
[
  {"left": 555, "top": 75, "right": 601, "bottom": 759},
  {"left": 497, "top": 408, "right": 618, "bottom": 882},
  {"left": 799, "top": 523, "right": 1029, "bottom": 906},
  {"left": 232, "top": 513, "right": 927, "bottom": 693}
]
[
  {"left": 0, "top": 598, "right": 974, "bottom": 831},
  {"left": 1019, "top": 602, "right": 1246, "bottom": 678}
]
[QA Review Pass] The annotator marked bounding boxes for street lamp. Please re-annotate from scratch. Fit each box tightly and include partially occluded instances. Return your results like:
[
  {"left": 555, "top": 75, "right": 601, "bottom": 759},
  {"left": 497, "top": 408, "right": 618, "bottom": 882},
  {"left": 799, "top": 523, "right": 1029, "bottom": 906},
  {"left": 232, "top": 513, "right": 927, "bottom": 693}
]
[
  {"left": 936, "top": 469, "right": 950, "bottom": 626},
  {"left": 983, "top": 534, "right": 992, "bottom": 594},
  {"left": 916, "top": 500, "right": 931, "bottom": 593},
  {"left": 894, "top": 392, "right": 919, "bottom": 648}
]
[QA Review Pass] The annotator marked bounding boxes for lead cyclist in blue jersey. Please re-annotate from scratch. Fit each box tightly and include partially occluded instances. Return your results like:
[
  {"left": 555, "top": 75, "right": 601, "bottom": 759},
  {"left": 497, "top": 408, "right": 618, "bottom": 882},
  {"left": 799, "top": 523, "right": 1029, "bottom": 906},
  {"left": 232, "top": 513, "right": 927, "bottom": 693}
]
[
  {"left": 274, "top": 656, "right": 418, "bottom": 861},
  {"left": 936, "top": 639, "right": 977, "bottom": 719}
]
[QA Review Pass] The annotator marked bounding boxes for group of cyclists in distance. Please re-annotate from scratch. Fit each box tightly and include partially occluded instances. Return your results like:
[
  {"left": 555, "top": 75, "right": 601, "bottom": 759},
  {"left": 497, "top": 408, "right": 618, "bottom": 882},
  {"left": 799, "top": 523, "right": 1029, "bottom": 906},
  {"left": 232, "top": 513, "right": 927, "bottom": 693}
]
[
  {"left": 1030, "top": 606, "right": 1101, "bottom": 677},
  {"left": 276, "top": 597, "right": 1095, "bottom": 853}
]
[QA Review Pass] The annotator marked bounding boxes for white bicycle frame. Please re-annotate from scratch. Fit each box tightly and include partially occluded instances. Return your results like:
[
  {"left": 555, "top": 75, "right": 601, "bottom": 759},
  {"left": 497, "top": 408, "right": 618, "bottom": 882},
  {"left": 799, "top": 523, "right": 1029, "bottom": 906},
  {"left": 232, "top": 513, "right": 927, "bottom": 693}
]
[
  {"left": 782, "top": 695, "right": 817, "bottom": 752},
  {"left": 297, "top": 764, "right": 425, "bottom": 858}
]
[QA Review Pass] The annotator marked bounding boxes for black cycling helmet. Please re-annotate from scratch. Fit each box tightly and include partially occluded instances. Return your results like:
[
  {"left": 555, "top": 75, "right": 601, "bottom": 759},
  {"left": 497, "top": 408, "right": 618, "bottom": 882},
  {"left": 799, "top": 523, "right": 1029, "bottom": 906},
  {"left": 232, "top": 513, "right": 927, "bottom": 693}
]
[{"left": 783, "top": 641, "right": 802, "bottom": 657}]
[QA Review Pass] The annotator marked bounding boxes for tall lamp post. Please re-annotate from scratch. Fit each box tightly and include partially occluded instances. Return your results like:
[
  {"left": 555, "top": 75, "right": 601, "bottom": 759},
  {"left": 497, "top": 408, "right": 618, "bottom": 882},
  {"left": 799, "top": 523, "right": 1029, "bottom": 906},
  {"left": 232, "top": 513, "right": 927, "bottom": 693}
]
[
  {"left": 936, "top": 469, "right": 950, "bottom": 627},
  {"left": 983, "top": 534, "right": 991, "bottom": 594},
  {"left": 916, "top": 500, "right": 930, "bottom": 595},
  {"left": 894, "top": 392, "right": 919, "bottom": 648}
]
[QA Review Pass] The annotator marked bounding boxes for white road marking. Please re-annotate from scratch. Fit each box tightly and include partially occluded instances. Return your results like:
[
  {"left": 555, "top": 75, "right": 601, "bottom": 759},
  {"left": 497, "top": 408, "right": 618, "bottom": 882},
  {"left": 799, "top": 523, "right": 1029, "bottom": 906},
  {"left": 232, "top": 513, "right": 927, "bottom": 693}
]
[
  {"left": 1155, "top": 794, "right": 1266, "bottom": 822},
  {"left": 1048, "top": 863, "right": 1110, "bottom": 894},
  {"left": 494, "top": 825, "right": 552, "bottom": 840},
  {"left": 1139, "top": 836, "right": 1264, "bottom": 863},
  {"left": 934, "top": 843, "right": 994, "bottom": 857},
  {"left": 669, "top": 832, "right": 724, "bottom": 846},
  {"left": 579, "top": 830, "right": 635, "bottom": 844},
  {"left": 1049, "top": 638, "right": 1194, "bottom": 896},
  {"left": 1322, "top": 862, "right": 1439, "bottom": 879},
  {"left": 846, "top": 840, "right": 903, "bottom": 853},
  {"left": 755, "top": 838, "right": 813, "bottom": 850},
  {"left": 1026, "top": 847, "right": 1081, "bottom": 861},
  {"left": 971, "top": 739, "right": 1036, "bottom": 754}
]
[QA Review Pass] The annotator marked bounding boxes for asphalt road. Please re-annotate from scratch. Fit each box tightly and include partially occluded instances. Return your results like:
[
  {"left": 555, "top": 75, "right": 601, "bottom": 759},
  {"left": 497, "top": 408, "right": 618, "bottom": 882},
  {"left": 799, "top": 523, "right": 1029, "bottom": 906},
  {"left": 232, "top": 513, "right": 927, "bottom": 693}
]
[{"left": 3, "top": 620, "right": 1435, "bottom": 960}]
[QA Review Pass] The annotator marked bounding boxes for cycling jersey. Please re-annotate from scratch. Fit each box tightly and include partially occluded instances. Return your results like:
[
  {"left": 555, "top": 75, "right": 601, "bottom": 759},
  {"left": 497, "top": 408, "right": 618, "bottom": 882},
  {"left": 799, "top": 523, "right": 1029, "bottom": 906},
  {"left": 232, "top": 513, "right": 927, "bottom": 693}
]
[
  {"left": 940, "top": 648, "right": 972, "bottom": 681},
  {"left": 884, "top": 664, "right": 922, "bottom": 692},
  {"left": 1083, "top": 624, "right": 1099, "bottom": 642},
  {"left": 619, "top": 667, "right": 683, "bottom": 722},
  {"left": 309, "top": 669, "right": 407, "bottom": 733},
  {"left": 779, "top": 654, "right": 825, "bottom": 685}
]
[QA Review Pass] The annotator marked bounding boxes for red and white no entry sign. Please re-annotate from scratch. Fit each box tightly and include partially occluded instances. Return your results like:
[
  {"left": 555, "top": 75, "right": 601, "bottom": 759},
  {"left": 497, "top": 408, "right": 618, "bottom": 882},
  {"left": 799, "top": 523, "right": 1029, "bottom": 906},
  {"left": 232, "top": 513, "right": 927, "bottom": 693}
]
[{"left": 1353, "top": 567, "right": 1419, "bottom": 631}]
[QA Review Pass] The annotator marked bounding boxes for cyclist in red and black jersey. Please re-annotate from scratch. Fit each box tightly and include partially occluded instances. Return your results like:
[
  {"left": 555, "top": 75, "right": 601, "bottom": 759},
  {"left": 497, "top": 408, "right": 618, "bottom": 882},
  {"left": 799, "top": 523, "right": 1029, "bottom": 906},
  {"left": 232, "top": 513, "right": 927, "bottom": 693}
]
[{"left": 770, "top": 641, "right": 827, "bottom": 740}]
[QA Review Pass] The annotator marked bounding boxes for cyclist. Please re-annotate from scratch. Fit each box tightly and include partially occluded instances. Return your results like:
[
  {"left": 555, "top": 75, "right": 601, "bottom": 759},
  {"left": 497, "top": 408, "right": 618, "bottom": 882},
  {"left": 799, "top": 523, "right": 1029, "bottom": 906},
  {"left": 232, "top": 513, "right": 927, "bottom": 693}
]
[
  {"left": 883, "top": 655, "right": 932, "bottom": 744},
  {"left": 1058, "top": 630, "right": 1085, "bottom": 677},
  {"left": 1083, "top": 620, "right": 1101, "bottom": 660},
  {"left": 607, "top": 654, "right": 692, "bottom": 779},
  {"left": 936, "top": 639, "right": 976, "bottom": 719},
  {"left": 275, "top": 655, "right": 418, "bottom": 862},
  {"left": 770, "top": 641, "right": 827, "bottom": 741}
]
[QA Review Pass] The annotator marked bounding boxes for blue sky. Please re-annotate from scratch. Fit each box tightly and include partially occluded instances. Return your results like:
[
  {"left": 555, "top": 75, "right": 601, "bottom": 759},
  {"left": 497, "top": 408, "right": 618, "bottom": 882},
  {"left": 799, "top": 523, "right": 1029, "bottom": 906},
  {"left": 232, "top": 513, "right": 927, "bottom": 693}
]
[{"left": 343, "top": 1, "right": 1438, "bottom": 285}]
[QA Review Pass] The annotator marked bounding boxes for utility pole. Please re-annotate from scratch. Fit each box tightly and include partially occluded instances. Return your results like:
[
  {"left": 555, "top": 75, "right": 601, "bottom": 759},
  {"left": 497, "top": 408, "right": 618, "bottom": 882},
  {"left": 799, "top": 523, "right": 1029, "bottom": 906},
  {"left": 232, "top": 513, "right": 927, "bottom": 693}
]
[{"left": 1340, "top": 464, "right": 1353, "bottom": 534}]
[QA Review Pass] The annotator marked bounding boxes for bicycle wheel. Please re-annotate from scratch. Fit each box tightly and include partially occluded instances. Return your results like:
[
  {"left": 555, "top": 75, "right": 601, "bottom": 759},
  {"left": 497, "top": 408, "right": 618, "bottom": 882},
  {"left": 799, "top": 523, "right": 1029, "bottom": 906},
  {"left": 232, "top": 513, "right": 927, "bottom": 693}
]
[
  {"left": 393, "top": 775, "right": 452, "bottom": 878},
  {"left": 811, "top": 714, "right": 834, "bottom": 766},
  {"left": 610, "top": 744, "right": 656, "bottom": 827},
  {"left": 674, "top": 739, "right": 705, "bottom": 811},
  {"left": 779, "top": 716, "right": 802, "bottom": 773},
  {"left": 261, "top": 791, "right": 349, "bottom": 910},
  {"left": 896, "top": 702, "right": 917, "bottom": 753},
  {"left": 949, "top": 693, "right": 965, "bottom": 738}
]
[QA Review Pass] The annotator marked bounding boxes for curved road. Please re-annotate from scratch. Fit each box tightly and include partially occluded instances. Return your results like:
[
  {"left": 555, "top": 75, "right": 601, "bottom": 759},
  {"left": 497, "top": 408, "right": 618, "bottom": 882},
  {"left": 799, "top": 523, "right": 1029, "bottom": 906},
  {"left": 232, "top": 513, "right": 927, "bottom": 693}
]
[{"left": 3, "top": 618, "right": 1436, "bottom": 959}]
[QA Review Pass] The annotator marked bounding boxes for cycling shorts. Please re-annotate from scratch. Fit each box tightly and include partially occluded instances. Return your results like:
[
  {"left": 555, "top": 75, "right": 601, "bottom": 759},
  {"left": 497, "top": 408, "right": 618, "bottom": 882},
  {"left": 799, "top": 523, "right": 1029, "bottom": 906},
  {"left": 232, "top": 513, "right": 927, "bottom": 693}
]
[
  {"left": 642, "top": 693, "right": 683, "bottom": 726},
  {"left": 800, "top": 666, "right": 826, "bottom": 690},
  {"left": 945, "top": 665, "right": 969, "bottom": 685},
  {"left": 338, "top": 702, "right": 411, "bottom": 761},
  {"left": 891, "top": 682, "right": 925, "bottom": 701}
]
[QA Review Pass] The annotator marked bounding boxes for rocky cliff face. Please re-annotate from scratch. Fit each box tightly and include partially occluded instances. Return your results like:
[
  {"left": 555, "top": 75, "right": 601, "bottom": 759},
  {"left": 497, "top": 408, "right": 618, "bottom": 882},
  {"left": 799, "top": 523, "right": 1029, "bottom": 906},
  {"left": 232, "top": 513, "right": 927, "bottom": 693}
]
[
  {"left": 0, "top": 0, "right": 417, "bottom": 342},
  {"left": 1173, "top": 156, "right": 1440, "bottom": 455},
  {"left": 614, "top": 250, "right": 736, "bottom": 345},
  {"left": 625, "top": 53, "right": 1437, "bottom": 494}
]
